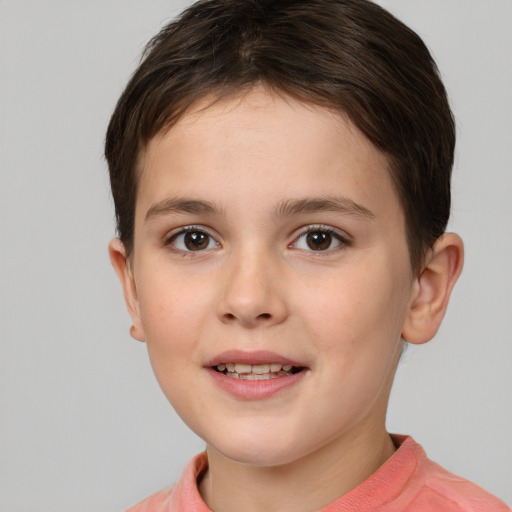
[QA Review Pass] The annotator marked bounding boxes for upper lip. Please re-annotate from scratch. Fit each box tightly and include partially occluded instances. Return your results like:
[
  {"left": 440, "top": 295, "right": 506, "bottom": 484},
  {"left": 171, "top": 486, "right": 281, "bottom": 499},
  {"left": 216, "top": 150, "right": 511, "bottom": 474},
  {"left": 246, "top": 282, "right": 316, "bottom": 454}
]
[{"left": 204, "top": 350, "right": 306, "bottom": 368}]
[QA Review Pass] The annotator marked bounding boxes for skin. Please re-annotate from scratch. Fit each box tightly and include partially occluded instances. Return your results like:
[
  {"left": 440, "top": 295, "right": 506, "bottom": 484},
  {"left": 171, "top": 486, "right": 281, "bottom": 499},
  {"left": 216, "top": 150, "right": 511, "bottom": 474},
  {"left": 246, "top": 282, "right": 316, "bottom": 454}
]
[{"left": 110, "top": 87, "right": 463, "bottom": 512}]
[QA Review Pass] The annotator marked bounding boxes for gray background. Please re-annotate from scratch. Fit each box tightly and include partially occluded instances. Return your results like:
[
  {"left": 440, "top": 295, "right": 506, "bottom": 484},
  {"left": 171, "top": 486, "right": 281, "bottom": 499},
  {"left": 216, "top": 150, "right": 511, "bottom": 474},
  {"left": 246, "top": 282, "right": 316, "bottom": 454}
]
[{"left": 1, "top": 1, "right": 511, "bottom": 510}]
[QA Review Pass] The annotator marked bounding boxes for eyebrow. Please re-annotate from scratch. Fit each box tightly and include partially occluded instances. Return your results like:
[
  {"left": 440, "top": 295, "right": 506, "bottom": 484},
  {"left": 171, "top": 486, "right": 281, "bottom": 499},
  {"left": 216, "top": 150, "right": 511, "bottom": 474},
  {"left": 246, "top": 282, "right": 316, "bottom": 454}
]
[
  {"left": 276, "top": 196, "right": 374, "bottom": 220},
  {"left": 145, "top": 198, "right": 222, "bottom": 222},
  {"left": 144, "top": 195, "right": 374, "bottom": 223}
]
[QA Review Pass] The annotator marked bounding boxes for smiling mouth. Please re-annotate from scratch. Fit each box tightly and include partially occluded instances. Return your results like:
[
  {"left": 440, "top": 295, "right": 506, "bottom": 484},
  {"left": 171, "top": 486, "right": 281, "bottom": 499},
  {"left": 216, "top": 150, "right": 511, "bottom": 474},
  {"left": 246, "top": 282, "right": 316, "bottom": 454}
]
[{"left": 213, "top": 363, "right": 304, "bottom": 380}]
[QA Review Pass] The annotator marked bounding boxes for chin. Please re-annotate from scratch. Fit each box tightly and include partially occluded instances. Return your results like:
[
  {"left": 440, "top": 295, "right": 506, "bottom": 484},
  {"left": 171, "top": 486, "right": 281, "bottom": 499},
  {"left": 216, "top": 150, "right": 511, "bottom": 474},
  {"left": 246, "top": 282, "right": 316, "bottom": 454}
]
[
  {"left": 218, "top": 445, "right": 301, "bottom": 468},
  {"left": 205, "top": 429, "right": 311, "bottom": 468}
]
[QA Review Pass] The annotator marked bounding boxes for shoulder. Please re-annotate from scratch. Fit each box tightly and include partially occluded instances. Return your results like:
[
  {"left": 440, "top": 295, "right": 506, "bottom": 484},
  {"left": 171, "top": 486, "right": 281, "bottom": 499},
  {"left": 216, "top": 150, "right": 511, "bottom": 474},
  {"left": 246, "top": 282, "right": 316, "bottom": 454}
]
[
  {"left": 405, "top": 437, "right": 511, "bottom": 512},
  {"left": 419, "top": 459, "right": 510, "bottom": 511},
  {"left": 124, "top": 487, "right": 174, "bottom": 512},
  {"left": 123, "top": 452, "right": 209, "bottom": 512}
]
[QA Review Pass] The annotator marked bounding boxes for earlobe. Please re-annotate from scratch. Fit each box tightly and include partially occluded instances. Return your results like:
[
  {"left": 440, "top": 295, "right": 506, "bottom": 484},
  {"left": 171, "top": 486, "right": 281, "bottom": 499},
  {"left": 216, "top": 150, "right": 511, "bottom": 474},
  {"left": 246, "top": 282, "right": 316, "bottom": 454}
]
[
  {"left": 108, "top": 238, "right": 146, "bottom": 342},
  {"left": 402, "top": 233, "right": 464, "bottom": 345}
]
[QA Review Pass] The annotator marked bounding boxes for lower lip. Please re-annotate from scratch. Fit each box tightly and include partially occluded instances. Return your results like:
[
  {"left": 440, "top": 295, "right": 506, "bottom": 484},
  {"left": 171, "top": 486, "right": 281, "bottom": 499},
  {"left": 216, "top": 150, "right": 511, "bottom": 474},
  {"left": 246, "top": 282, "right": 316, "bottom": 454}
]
[{"left": 205, "top": 368, "right": 306, "bottom": 400}]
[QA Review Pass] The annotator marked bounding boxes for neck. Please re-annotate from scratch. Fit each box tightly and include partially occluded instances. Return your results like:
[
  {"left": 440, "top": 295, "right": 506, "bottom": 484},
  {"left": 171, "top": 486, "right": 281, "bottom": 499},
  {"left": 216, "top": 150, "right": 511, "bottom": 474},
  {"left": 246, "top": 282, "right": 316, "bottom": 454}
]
[{"left": 198, "top": 426, "right": 396, "bottom": 512}]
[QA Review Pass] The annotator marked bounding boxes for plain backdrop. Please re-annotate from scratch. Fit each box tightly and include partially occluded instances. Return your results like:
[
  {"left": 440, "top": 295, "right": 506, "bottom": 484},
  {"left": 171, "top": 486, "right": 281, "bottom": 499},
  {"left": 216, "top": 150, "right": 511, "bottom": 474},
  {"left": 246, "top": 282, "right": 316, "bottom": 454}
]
[{"left": 1, "top": 1, "right": 511, "bottom": 510}]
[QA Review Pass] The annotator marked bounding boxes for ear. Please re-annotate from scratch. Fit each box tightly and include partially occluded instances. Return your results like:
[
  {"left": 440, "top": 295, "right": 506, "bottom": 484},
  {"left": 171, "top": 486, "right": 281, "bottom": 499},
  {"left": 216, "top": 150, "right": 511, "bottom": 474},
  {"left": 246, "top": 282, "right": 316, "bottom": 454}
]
[
  {"left": 108, "top": 238, "right": 145, "bottom": 342},
  {"left": 402, "top": 233, "right": 464, "bottom": 345}
]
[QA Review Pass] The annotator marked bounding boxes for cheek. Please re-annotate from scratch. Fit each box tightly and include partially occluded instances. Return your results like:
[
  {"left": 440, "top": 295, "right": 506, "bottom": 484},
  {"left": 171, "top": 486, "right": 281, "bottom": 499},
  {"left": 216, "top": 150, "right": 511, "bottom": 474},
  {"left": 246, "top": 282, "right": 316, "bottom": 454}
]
[
  {"left": 137, "top": 264, "right": 210, "bottom": 338},
  {"left": 299, "top": 266, "right": 409, "bottom": 365},
  {"left": 300, "top": 275, "right": 406, "bottom": 428},
  {"left": 135, "top": 275, "right": 205, "bottom": 387},
  {"left": 138, "top": 279, "right": 214, "bottom": 416}
]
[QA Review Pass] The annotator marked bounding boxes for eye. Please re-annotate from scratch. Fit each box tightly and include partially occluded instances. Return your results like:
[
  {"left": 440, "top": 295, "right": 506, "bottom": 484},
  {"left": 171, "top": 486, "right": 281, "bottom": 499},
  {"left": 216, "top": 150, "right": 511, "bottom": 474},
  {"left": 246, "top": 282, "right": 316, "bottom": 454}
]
[
  {"left": 292, "top": 227, "right": 350, "bottom": 252},
  {"left": 167, "top": 228, "right": 219, "bottom": 252}
]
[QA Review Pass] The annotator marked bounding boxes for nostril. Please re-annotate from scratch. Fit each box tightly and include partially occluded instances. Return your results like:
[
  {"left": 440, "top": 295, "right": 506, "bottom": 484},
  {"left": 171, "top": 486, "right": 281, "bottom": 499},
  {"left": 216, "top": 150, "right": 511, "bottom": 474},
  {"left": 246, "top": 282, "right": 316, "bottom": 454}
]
[{"left": 221, "top": 311, "right": 273, "bottom": 324}]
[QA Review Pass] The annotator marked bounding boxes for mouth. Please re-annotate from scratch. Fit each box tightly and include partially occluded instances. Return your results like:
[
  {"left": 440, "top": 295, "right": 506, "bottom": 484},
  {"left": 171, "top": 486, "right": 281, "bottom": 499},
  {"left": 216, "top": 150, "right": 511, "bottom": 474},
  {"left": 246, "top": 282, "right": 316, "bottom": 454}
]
[
  {"left": 205, "top": 350, "right": 308, "bottom": 399},
  {"left": 213, "top": 362, "right": 304, "bottom": 380}
]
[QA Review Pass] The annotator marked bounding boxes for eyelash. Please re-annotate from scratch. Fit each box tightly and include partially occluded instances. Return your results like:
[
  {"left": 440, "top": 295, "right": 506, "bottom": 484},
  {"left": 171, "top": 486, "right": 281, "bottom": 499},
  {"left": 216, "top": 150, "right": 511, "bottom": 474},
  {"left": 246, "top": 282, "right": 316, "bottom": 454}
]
[
  {"left": 290, "top": 225, "right": 352, "bottom": 253},
  {"left": 163, "top": 224, "right": 351, "bottom": 254},
  {"left": 164, "top": 226, "right": 219, "bottom": 254}
]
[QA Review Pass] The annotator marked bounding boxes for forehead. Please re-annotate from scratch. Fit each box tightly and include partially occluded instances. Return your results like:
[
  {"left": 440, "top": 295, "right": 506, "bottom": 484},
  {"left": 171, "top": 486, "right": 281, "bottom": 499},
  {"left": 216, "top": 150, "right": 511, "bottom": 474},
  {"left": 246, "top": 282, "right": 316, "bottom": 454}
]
[{"left": 136, "top": 87, "right": 401, "bottom": 225}]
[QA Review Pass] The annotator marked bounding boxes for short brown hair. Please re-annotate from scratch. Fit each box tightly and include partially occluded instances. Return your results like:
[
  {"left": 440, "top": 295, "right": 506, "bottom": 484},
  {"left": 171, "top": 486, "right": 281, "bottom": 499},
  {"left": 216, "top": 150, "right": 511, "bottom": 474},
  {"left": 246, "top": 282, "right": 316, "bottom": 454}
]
[{"left": 105, "top": 0, "right": 455, "bottom": 273}]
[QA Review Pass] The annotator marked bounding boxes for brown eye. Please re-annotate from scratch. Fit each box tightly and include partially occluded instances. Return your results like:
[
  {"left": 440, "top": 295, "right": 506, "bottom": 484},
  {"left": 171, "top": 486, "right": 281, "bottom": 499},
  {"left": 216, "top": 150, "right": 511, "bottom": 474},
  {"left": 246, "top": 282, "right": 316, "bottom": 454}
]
[
  {"left": 305, "top": 231, "right": 332, "bottom": 250},
  {"left": 292, "top": 227, "right": 348, "bottom": 252},
  {"left": 184, "top": 231, "right": 209, "bottom": 251},
  {"left": 169, "top": 229, "right": 218, "bottom": 252}
]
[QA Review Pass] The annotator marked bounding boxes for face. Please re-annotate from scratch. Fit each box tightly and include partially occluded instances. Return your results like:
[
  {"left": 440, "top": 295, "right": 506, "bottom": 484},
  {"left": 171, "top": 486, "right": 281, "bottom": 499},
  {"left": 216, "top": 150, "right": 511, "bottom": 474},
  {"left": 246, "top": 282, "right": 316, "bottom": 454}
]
[{"left": 118, "top": 88, "right": 417, "bottom": 467}]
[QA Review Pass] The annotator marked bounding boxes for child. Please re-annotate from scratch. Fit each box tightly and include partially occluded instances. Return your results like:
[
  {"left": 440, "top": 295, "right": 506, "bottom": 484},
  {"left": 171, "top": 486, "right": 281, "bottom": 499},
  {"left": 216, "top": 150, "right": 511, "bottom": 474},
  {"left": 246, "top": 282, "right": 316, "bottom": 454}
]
[{"left": 105, "top": 0, "right": 510, "bottom": 510}]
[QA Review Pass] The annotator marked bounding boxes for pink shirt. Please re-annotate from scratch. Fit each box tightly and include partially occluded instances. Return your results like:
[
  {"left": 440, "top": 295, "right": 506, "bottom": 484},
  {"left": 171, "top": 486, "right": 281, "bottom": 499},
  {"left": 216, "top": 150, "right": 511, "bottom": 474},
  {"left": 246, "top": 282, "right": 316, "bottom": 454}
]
[{"left": 126, "top": 436, "right": 510, "bottom": 511}]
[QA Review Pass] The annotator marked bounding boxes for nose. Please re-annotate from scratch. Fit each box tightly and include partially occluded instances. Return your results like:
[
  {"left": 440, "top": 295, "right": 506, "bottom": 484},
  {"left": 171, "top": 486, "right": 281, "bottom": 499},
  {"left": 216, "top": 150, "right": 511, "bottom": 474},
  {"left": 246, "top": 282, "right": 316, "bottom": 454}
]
[{"left": 216, "top": 250, "right": 288, "bottom": 328}]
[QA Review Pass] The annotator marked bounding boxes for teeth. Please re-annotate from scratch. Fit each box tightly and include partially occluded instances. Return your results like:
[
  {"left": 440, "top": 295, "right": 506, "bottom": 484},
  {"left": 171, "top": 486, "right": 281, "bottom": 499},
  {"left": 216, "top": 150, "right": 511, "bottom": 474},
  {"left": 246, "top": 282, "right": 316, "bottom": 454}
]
[
  {"left": 234, "top": 363, "right": 252, "bottom": 374},
  {"left": 234, "top": 372, "right": 288, "bottom": 380},
  {"left": 252, "top": 364, "right": 270, "bottom": 374},
  {"left": 215, "top": 362, "right": 301, "bottom": 377}
]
